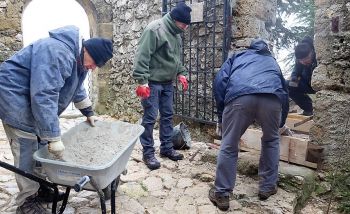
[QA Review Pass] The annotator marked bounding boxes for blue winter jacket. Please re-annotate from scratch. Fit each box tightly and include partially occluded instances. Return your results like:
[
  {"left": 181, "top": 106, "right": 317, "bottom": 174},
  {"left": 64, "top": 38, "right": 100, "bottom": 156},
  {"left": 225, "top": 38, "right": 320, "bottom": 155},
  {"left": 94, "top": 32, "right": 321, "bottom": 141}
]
[
  {"left": 0, "top": 25, "right": 89, "bottom": 141},
  {"left": 214, "top": 39, "right": 289, "bottom": 127}
]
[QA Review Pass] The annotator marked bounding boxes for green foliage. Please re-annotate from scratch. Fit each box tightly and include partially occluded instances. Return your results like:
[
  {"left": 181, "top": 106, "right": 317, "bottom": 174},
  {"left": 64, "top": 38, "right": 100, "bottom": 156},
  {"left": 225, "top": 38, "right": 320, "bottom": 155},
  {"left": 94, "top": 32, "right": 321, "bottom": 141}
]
[
  {"left": 273, "top": 0, "right": 315, "bottom": 50},
  {"left": 324, "top": 171, "right": 350, "bottom": 213},
  {"left": 273, "top": 0, "right": 315, "bottom": 75}
]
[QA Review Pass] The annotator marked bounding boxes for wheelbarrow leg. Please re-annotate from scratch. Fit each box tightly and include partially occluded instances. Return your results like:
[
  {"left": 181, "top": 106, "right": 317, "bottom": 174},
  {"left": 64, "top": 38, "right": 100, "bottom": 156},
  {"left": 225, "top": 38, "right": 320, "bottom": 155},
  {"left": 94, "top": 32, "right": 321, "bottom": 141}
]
[
  {"left": 51, "top": 186, "right": 71, "bottom": 214},
  {"left": 110, "top": 177, "right": 119, "bottom": 214},
  {"left": 90, "top": 177, "right": 107, "bottom": 214}
]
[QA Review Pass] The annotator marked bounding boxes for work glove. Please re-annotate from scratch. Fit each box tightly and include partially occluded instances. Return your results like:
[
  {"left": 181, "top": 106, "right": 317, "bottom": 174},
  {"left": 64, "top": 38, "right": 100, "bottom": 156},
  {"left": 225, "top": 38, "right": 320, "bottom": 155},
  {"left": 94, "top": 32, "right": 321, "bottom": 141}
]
[
  {"left": 279, "top": 125, "right": 293, "bottom": 136},
  {"left": 86, "top": 116, "right": 96, "bottom": 127},
  {"left": 136, "top": 84, "right": 150, "bottom": 99},
  {"left": 48, "top": 140, "right": 65, "bottom": 158},
  {"left": 215, "top": 123, "right": 222, "bottom": 137},
  {"left": 178, "top": 75, "right": 188, "bottom": 92},
  {"left": 289, "top": 76, "right": 299, "bottom": 87}
]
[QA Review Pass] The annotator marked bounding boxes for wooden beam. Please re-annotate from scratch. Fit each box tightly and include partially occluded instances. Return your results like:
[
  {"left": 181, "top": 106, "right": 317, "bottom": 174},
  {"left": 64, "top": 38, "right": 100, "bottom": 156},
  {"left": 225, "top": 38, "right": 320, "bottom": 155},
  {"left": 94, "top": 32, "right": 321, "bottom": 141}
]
[
  {"left": 240, "top": 128, "right": 318, "bottom": 169},
  {"left": 286, "top": 113, "right": 314, "bottom": 133}
]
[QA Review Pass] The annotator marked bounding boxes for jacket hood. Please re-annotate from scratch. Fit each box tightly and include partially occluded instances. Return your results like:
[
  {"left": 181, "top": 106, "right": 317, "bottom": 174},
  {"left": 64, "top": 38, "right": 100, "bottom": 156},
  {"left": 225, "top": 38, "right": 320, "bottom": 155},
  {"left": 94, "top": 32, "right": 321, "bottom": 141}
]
[
  {"left": 249, "top": 38, "right": 271, "bottom": 55},
  {"left": 48, "top": 25, "right": 80, "bottom": 56}
]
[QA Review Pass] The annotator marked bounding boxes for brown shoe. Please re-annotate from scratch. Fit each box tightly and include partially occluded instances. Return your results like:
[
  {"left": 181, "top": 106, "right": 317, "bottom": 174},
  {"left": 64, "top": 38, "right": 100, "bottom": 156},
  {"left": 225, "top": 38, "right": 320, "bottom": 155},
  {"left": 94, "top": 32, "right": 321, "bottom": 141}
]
[
  {"left": 258, "top": 187, "right": 278, "bottom": 201},
  {"left": 208, "top": 187, "right": 229, "bottom": 211}
]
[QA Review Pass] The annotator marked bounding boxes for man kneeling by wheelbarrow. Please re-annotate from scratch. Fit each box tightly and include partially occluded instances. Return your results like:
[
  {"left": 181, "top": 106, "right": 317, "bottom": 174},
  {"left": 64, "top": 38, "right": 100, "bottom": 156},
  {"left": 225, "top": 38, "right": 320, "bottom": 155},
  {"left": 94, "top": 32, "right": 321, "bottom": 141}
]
[{"left": 0, "top": 25, "right": 113, "bottom": 214}]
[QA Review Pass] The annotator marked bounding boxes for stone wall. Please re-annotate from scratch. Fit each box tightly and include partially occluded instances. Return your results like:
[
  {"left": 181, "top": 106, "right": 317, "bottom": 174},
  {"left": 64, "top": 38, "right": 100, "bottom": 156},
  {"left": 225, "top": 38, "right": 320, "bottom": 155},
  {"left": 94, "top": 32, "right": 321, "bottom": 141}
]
[
  {"left": 103, "top": 0, "right": 277, "bottom": 124},
  {"left": 312, "top": 0, "right": 350, "bottom": 168},
  {"left": 97, "top": 0, "right": 162, "bottom": 122},
  {"left": 0, "top": 0, "right": 23, "bottom": 62}
]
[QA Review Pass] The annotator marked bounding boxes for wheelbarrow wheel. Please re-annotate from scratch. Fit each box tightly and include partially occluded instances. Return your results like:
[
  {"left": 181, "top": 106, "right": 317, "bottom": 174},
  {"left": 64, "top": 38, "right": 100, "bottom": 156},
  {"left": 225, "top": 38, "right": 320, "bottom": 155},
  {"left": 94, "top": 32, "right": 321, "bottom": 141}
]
[{"left": 102, "top": 175, "right": 121, "bottom": 200}]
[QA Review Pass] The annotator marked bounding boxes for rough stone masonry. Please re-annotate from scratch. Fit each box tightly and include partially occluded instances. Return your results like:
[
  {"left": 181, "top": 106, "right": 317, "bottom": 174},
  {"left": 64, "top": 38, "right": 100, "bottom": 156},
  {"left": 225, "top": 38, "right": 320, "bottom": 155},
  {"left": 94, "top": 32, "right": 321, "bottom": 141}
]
[{"left": 0, "top": 0, "right": 349, "bottom": 172}]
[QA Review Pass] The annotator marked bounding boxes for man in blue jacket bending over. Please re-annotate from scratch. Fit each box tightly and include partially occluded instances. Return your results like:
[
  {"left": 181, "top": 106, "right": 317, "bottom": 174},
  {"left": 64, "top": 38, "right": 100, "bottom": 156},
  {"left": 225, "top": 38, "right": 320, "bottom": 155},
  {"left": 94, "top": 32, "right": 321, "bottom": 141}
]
[
  {"left": 209, "top": 38, "right": 289, "bottom": 211},
  {"left": 0, "top": 25, "right": 112, "bottom": 214}
]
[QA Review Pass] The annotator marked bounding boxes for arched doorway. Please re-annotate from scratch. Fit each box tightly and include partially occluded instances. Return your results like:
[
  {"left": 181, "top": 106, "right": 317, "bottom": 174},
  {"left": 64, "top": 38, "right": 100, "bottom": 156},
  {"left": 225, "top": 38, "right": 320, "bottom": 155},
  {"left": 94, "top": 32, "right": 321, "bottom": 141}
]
[{"left": 22, "top": 0, "right": 91, "bottom": 115}]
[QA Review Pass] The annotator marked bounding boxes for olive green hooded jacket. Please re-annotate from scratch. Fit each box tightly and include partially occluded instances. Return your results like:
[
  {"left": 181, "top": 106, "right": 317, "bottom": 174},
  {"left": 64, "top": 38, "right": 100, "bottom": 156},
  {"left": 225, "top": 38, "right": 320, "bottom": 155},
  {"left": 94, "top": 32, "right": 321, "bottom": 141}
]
[{"left": 133, "top": 13, "right": 187, "bottom": 84}]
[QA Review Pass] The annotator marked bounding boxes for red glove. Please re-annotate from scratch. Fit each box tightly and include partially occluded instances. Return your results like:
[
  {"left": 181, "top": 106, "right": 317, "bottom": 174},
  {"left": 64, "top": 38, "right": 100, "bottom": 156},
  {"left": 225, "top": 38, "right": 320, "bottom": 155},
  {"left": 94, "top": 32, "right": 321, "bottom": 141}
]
[
  {"left": 178, "top": 75, "right": 188, "bottom": 91},
  {"left": 136, "top": 84, "right": 150, "bottom": 99}
]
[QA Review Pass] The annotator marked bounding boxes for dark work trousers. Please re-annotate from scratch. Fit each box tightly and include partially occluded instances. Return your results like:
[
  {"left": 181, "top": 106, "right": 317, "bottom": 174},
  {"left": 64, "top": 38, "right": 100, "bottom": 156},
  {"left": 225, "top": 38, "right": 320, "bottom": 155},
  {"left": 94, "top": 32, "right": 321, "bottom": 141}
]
[
  {"left": 215, "top": 94, "right": 281, "bottom": 195},
  {"left": 140, "top": 82, "right": 174, "bottom": 158},
  {"left": 287, "top": 80, "right": 315, "bottom": 113}
]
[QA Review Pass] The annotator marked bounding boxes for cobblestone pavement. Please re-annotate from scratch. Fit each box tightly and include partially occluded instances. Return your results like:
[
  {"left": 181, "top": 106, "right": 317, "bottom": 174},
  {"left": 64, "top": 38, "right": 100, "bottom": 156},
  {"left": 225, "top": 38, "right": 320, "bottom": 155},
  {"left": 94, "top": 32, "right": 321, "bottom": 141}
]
[{"left": 0, "top": 116, "right": 326, "bottom": 214}]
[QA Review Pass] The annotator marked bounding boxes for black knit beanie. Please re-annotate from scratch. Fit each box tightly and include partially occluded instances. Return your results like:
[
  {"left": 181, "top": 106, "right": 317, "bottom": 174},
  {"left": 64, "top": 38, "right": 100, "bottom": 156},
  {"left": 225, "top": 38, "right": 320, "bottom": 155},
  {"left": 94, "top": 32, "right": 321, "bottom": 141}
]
[
  {"left": 83, "top": 38, "right": 113, "bottom": 67},
  {"left": 295, "top": 42, "right": 312, "bottom": 59},
  {"left": 170, "top": 2, "right": 192, "bottom": 25}
]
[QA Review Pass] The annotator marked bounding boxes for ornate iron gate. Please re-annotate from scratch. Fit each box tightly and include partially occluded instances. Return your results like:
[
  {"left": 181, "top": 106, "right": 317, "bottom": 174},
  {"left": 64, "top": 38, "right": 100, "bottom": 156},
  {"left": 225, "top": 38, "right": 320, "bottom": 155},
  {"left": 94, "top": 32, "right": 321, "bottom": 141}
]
[{"left": 162, "top": 0, "right": 232, "bottom": 124}]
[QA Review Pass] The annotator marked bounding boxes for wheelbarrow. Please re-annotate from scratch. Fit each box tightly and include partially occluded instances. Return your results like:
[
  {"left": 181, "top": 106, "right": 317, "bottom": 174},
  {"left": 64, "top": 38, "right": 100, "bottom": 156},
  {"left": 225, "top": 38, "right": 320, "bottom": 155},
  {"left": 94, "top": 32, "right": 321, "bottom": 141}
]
[{"left": 0, "top": 120, "right": 144, "bottom": 214}]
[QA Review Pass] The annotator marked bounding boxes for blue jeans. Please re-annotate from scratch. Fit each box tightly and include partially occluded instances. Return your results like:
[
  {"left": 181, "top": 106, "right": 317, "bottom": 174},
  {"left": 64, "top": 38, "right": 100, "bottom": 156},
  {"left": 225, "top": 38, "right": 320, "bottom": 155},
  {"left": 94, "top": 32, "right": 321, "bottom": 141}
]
[
  {"left": 215, "top": 94, "right": 281, "bottom": 195},
  {"left": 140, "top": 82, "right": 174, "bottom": 158}
]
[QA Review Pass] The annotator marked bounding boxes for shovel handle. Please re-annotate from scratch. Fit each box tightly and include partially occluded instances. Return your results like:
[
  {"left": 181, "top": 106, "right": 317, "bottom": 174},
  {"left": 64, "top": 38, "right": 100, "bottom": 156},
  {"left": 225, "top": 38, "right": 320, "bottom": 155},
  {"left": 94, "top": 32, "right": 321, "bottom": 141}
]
[{"left": 294, "top": 115, "right": 313, "bottom": 127}]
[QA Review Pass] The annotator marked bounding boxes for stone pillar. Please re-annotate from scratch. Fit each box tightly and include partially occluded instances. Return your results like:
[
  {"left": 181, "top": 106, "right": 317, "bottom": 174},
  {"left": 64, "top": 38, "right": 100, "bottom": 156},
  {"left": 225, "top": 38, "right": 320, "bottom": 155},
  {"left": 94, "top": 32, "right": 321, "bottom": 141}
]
[
  {"left": 232, "top": 0, "right": 276, "bottom": 49},
  {"left": 312, "top": 0, "right": 350, "bottom": 168},
  {"left": 98, "top": 0, "right": 161, "bottom": 122}
]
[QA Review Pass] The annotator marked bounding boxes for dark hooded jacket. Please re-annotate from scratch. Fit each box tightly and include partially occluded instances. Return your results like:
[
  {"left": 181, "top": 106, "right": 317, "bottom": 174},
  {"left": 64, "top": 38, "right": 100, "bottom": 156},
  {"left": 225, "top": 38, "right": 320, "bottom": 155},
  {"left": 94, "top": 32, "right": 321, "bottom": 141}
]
[
  {"left": 214, "top": 39, "right": 289, "bottom": 127},
  {"left": 290, "top": 36, "right": 317, "bottom": 93}
]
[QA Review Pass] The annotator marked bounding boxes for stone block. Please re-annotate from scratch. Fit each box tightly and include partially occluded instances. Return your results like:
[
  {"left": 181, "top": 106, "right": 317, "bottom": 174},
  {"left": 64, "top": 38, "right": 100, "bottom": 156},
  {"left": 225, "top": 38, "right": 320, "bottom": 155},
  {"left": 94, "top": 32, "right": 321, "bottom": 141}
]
[
  {"left": 310, "top": 90, "right": 350, "bottom": 145},
  {"left": 311, "top": 90, "right": 350, "bottom": 168},
  {"left": 235, "top": 0, "right": 276, "bottom": 22},
  {"left": 0, "top": 18, "right": 20, "bottom": 31},
  {"left": 312, "top": 64, "right": 349, "bottom": 91},
  {"left": 234, "top": 16, "right": 268, "bottom": 38},
  {"left": 97, "top": 23, "right": 113, "bottom": 38}
]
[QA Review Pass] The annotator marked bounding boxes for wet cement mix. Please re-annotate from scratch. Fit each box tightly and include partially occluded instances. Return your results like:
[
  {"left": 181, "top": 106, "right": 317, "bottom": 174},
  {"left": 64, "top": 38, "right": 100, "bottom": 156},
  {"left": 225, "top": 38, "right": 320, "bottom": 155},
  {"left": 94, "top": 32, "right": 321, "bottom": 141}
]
[{"left": 52, "top": 121, "right": 134, "bottom": 167}]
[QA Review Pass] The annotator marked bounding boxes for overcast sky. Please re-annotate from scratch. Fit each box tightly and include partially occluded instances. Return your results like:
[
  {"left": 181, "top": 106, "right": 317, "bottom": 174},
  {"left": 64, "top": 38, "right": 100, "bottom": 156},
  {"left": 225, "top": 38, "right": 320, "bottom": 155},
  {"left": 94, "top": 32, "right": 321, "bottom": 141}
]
[{"left": 22, "top": 0, "right": 89, "bottom": 47}]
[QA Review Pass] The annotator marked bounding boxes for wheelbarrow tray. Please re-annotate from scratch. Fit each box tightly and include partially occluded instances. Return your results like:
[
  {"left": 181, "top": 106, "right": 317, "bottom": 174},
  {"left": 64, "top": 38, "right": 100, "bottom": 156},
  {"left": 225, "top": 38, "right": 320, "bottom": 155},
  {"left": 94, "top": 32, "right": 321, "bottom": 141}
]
[{"left": 33, "top": 120, "right": 144, "bottom": 190}]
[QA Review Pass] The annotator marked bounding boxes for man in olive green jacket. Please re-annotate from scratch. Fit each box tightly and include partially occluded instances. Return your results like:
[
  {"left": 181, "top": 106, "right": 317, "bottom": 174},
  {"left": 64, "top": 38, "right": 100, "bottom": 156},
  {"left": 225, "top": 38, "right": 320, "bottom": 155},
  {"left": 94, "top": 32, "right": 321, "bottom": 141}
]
[{"left": 133, "top": 2, "right": 191, "bottom": 170}]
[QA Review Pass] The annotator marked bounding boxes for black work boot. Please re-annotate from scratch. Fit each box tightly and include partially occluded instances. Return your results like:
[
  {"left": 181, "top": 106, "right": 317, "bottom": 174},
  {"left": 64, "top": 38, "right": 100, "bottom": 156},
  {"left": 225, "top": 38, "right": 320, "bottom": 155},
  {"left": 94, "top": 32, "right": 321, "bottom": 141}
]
[
  {"left": 208, "top": 187, "right": 229, "bottom": 211},
  {"left": 302, "top": 110, "right": 313, "bottom": 116},
  {"left": 160, "top": 150, "right": 184, "bottom": 161},
  {"left": 258, "top": 186, "right": 278, "bottom": 201},
  {"left": 16, "top": 195, "right": 50, "bottom": 214},
  {"left": 36, "top": 184, "right": 65, "bottom": 203},
  {"left": 142, "top": 156, "right": 161, "bottom": 170}
]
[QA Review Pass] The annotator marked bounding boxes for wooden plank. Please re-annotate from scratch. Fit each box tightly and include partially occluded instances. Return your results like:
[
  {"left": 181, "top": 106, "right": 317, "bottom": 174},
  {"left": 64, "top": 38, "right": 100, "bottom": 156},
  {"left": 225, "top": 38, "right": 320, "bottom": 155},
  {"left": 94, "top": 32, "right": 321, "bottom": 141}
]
[
  {"left": 286, "top": 114, "right": 314, "bottom": 133},
  {"left": 287, "top": 113, "right": 311, "bottom": 120},
  {"left": 240, "top": 128, "right": 317, "bottom": 169}
]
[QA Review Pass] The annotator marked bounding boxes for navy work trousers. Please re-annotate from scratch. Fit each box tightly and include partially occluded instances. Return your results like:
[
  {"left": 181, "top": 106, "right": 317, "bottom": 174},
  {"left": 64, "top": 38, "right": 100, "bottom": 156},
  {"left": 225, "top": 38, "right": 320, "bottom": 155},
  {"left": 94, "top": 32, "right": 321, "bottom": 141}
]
[
  {"left": 287, "top": 80, "right": 315, "bottom": 113},
  {"left": 215, "top": 94, "right": 281, "bottom": 195},
  {"left": 140, "top": 82, "right": 174, "bottom": 158}
]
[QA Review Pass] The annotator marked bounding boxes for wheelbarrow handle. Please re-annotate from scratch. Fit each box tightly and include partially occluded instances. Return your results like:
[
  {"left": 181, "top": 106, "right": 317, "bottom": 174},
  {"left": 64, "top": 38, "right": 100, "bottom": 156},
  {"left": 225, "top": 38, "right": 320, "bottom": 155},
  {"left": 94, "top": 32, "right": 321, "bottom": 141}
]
[{"left": 74, "top": 175, "right": 90, "bottom": 192}]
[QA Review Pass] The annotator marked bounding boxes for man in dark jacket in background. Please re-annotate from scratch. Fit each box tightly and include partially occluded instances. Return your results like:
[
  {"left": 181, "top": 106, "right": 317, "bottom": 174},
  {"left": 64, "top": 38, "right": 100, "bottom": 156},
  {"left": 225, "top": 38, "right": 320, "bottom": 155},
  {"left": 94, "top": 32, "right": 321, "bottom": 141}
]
[
  {"left": 132, "top": 2, "right": 191, "bottom": 170},
  {"left": 288, "top": 36, "right": 317, "bottom": 116},
  {"left": 0, "top": 25, "right": 113, "bottom": 214},
  {"left": 209, "top": 38, "right": 289, "bottom": 211}
]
